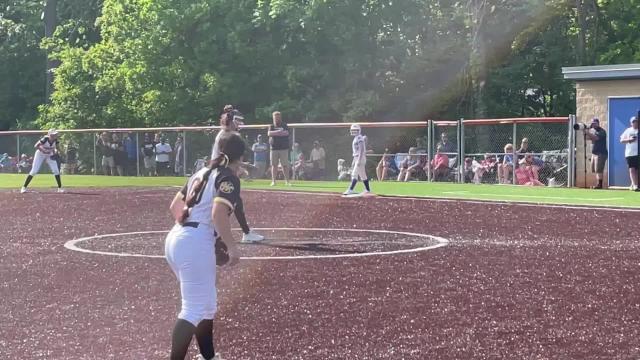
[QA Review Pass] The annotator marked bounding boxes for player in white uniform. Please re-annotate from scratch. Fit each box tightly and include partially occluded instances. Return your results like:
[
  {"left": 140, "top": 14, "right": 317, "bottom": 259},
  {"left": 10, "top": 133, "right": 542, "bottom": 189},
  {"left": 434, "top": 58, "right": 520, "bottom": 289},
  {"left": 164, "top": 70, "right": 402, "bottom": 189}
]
[
  {"left": 343, "top": 124, "right": 372, "bottom": 195},
  {"left": 20, "top": 129, "right": 64, "bottom": 193},
  {"left": 165, "top": 131, "right": 246, "bottom": 360},
  {"left": 211, "top": 106, "right": 264, "bottom": 243}
]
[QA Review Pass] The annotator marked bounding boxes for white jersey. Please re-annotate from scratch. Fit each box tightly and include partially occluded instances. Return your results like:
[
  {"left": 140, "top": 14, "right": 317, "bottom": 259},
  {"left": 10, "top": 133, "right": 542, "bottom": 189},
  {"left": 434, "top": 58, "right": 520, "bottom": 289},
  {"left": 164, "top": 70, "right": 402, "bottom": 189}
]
[
  {"left": 179, "top": 166, "right": 240, "bottom": 227},
  {"left": 37, "top": 136, "right": 57, "bottom": 155},
  {"left": 352, "top": 134, "right": 366, "bottom": 161},
  {"left": 211, "top": 130, "right": 234, "bottom": 159},
  {"left": 621, "top": 127, "right": 639, "bottom": 157}
]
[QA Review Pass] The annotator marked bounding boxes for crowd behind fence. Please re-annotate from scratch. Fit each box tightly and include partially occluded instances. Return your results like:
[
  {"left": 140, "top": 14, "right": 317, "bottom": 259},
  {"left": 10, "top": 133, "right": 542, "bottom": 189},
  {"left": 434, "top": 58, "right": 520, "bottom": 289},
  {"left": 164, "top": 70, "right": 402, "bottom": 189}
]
[{"left": 0, "top": 116, "right": 575, "bottom": 187}]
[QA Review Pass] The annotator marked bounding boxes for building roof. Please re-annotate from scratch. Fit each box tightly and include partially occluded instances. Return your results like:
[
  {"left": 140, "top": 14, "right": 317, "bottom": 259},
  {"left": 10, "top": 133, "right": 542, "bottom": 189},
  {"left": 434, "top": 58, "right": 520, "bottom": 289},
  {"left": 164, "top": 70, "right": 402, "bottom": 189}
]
[{"left": 562, "top": 64, "right": 640, "bottom": 81}]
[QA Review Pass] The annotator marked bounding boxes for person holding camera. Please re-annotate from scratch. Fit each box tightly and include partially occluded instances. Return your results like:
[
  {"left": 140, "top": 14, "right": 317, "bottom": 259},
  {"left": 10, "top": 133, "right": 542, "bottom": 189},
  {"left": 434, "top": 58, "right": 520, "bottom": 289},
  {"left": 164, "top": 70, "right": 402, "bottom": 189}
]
[
  {"left": 583, "top": 118, "right": 608, "bottom": 189},
  {"left": 620, "top": 116, "right": 639, "bottom": 191}
]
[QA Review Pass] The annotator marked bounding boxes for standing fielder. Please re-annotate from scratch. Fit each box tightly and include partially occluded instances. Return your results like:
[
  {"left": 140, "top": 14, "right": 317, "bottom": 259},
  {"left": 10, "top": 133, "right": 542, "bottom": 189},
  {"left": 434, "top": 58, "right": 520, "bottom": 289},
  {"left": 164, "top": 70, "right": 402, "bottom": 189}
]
[
  {"left": 165, "top": 131, "right": 246, "bottom": 360},
  {"left": 343, "top": 124, "right": 372, "bottom": 196},
  {"left": 21, "top": 129, "right": 64, "bottom": 193},
  {"left": 211, "top": 106, "right": 264, "bottom": 243}
]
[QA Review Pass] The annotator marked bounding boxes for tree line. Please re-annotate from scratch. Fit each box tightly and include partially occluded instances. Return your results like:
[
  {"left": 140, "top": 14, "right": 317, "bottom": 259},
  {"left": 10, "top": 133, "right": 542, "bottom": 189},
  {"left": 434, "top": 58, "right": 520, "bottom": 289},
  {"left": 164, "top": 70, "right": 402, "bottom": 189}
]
[{"left": 1, "top": 0, "right": 639, "bottom": 131}]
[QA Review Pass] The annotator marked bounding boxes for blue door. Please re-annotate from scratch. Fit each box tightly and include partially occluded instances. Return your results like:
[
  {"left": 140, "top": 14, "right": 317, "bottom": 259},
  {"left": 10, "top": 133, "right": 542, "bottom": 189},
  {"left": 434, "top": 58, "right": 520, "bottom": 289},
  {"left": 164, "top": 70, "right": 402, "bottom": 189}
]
[{"left": 608, "top": 97, "right": 640, "bottom": 187}]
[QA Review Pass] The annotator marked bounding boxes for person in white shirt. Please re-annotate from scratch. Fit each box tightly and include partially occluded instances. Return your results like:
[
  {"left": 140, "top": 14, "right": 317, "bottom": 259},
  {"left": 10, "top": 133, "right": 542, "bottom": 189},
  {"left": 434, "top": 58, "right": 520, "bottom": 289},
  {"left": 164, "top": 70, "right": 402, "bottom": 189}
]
[
  {"left": 155, "top": 136, "right": 173, "bottom": 176},
  {"left": 619, "top": 116, "right": 639, "bottom": 191},
  {"left": 309, "top": 140, "right": 326, "bottom": 179}
]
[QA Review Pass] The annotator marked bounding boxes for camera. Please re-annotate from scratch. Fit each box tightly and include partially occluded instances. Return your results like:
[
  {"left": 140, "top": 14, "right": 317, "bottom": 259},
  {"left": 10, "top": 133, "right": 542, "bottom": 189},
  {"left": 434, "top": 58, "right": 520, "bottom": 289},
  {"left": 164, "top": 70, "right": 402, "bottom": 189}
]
[{"left": 573, "top": 123, "right": 589, "bottom": 131}]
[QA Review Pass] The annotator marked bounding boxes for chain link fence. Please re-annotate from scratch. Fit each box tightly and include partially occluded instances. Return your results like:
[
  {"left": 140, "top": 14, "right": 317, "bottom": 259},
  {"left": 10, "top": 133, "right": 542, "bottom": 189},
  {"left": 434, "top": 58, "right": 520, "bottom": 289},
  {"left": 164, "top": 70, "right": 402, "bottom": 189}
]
[{"left": 0, "top": 117, "right": 572, "bottom": 187}]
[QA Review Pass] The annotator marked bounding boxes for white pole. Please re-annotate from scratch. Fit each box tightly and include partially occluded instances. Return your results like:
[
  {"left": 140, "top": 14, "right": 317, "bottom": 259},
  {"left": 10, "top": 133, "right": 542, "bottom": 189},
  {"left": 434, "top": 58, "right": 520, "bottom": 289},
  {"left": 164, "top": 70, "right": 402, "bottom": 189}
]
[{"left": 136, "top": 132, "right": 140, "bottom": 177}]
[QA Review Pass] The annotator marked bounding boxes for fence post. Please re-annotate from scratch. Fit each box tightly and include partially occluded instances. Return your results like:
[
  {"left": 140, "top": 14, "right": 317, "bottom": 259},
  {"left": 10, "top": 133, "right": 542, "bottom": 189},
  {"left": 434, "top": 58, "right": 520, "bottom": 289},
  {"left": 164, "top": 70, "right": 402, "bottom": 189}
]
[
  {"left": 182, "top": 130, "right": 187, "bottom": 177},
  {"left": 512, "top": 121, "right": 517, "bottom": 185},
  {"left": 16, "top": 134, "right": 20, "bottom": 159},
  {"left": 292, "top": 127, "right": 296, "bottom": 180},
  {"left": 93, "top": 133, "right": 97, "bottom": 175},
  {"left": 136, "top": 132, "right": 140, "bottom": 177},
  {"left": 427, "top": 120, "right": 432, "bottom": 182},
  {"left": 568, "top": 114, "right": 576, "bottom": 187},
  {"left": 460, "top": 118, "right": 465, "bottom": 183},
  {"left": 457, "top": 118, "right": 462, "bottom": 183}
]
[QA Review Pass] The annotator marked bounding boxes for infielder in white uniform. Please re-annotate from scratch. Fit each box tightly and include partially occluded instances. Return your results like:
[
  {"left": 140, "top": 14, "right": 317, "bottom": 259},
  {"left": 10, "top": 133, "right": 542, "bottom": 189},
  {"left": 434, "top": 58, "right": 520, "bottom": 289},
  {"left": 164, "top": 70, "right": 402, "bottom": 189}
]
[
  {"left": 343, "top": 124, "right": 372, "bottom": 195},
  {"left": 165, "top": 131, "right": 246, "bottom": 360},
  {"left": 20, "top": 129, "right": 64, "bottom": 193},
  {"left": 211, "top": 105, "right": 264, "bottom": 243}
]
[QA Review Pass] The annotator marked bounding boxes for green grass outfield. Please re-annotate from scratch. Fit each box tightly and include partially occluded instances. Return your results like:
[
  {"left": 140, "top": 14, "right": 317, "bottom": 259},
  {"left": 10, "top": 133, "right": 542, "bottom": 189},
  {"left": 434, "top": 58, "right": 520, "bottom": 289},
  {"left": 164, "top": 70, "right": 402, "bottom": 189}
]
[{"left": 1, "top": 174, "right": 639, "bottom": 208}]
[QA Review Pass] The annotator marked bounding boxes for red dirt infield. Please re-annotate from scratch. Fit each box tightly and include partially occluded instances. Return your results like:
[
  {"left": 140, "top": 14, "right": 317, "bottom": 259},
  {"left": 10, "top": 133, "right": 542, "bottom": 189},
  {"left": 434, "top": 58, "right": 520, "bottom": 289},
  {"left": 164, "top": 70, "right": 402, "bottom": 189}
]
[{"left": 1, "top": 188, "right": 639, "bottom": 359}]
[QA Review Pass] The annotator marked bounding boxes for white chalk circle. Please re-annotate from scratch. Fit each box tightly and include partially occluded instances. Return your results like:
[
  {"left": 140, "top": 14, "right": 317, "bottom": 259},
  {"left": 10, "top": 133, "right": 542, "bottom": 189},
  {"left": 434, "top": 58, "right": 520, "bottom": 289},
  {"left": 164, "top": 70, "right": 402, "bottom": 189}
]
[{"left": 64, "top": 227, "right": 449, "bottom": 260}]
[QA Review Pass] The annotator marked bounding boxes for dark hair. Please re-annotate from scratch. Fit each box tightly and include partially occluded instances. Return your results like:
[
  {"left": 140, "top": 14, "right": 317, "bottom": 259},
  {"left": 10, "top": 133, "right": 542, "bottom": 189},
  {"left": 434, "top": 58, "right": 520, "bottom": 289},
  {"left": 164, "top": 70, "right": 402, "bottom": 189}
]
[{"left": 179, "top": 132, "right": 246, "bottom": 223}]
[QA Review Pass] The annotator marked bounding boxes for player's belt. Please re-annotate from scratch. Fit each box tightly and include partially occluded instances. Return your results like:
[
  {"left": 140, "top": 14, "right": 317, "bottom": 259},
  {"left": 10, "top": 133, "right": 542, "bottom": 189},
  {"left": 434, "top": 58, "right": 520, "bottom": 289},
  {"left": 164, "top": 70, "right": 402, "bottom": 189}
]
[{"left": 182, "top": 222, "right": 199, "bottom": 228}]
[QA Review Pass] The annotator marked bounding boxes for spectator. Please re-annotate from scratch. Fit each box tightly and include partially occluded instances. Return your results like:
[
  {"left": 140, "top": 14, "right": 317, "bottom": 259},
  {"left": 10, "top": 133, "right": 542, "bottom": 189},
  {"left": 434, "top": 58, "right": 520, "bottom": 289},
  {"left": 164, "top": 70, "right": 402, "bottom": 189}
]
[
  {"left": 338, "top": 159, "right": 351, "bottom": 181},
  {"left": 0, "top": 153, "right": 11, "bottom": 172},
  {"left": 463, "top": 157, "right": 474, "bottom": 183},
  {"left": 498, "top": 143, "right": 514, "bottom": 184},
  {"left": 437, "top": 132, "right": 456, "bottom": 155},
  {"left": 268, "top": 111, "right": 291, "bottom": 186},
  {"left": 174, "top": 135, "right": 184, "bottom": 176},
  {"left": 376, "top": 150, "right": 398, "bottom": 181},
  {"left": 17, "top": 154, "right": 31, "bottom": 173},
  {"left": 141, "top": 133, "right": 156, "bottom": 176},
  {"left": 431, "top": 145, "right": 450, "bottom": 181},
  {"left": 517, "top": 137, "right": 544, "bottom": 171},
  {"left": 123, "top": 133, "right": 137, "bottom": 176},
  {"left": 62, "top": 142, "right": 78, "bottom": 175},
  {"left": 310, "top": 140, "right": 326, "bottom": 180},
  {"left": 583, "top": 117, "right": 608, "bottom": 189},
  {"left": 415, "top": 137, "right": 427, "bottom": 152},
  {"left": 193, "top": 155, "right": 207, "bottom": 174},
  {"left": 472, "top": 154, "right": 498, "bottom": 184},
  {"left": 252, "top": 134, "right": 269, "bottom": 179},
  {"left": 519, "top": 153, "right": 540, "bottom": 181},
  {"left": 404, "top": 154, "right": 429, "bottom": 182},
  {"left": 112, "top": 133, "right": 126, "bottom": 176},
  {"left": 397, "top": 147, "right": 418, "bottom": 181},
  {"left": 155, "top": 135, "right": 172, "bottom": 176},
  {"left": 96, "top": 132, "right": 115, "bottom": 175},
  {"left": 293, "top": 152, "right": 310, "bottom": 180},
  {"left": 517, "top": 138, "right": 532, "bottom": 159},
  {"left": 515, "top": 160, "right": 544, "bottom": 186},
  {"left": 619, "top": 116, "right": 639, "bottom": 191},
  {"left": 289, "top": 142, "right": 302, "bottom": 170}
]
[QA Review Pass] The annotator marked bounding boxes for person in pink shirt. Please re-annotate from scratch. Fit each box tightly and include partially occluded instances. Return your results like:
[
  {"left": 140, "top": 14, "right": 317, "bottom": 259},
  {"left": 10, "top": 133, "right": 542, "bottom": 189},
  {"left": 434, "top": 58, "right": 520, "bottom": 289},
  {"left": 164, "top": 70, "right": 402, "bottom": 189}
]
[
  {"left": 431, "top": 145, "right": 450, "bottom": 181},
  {"left": 515, "top": 157, "right": 544, "bottom": 186}
]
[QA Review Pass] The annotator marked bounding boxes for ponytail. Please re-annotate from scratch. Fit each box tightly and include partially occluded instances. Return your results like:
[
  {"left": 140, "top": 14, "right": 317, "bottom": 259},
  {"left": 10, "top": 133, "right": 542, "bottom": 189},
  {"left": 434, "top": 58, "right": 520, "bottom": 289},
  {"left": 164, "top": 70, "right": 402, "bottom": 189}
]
[{"left": 178, "top": 153, "right": 229, "bottom": 224}]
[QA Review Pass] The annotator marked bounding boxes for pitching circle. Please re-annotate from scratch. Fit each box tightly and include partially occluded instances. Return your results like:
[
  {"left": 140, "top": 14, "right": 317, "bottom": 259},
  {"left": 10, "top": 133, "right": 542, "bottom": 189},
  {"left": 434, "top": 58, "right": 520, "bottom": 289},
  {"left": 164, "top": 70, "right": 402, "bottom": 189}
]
[{"left": 64, "top": 227, "right": 449, "bottom": 260}]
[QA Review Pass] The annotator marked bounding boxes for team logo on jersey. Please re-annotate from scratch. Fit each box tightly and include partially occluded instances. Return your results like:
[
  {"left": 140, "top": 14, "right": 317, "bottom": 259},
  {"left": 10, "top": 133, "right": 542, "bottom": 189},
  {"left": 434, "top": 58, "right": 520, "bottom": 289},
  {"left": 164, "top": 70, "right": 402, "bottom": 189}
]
[{"left": 219, "top": 181, "right": 235, "bottom": 194}]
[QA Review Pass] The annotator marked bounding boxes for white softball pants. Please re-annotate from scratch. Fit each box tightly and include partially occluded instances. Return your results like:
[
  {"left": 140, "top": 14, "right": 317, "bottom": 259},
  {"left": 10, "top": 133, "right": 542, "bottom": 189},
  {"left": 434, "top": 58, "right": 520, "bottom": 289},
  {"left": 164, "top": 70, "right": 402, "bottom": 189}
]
[
  {"left": 30, "top": 150, "right": 59, "bottom": 176},
  {"left": 351, "top": 161, "right": 368, "bottom": 181},
  {"left": 165, "top": 224, "right": 217, "bottom": 326}
]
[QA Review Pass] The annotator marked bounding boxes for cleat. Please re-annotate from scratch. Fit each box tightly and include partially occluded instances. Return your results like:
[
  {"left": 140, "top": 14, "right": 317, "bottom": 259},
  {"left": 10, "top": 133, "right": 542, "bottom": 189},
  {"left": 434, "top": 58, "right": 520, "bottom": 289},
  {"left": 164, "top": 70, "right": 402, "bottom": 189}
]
[
  {"left": 20, "top": 187, "right": 27, "bottom": 193},
  {"left": 270, "top": 181, "right": 276, "bottom": 186},
  {"left": 241, "top": 230, "right": 265, "bottom": 243},
  {"left": 57, "top": 188, "right": 65, "bottom": 193},
  {"left": 195, "top": 354, "right": 224, "bottom": 360},
  {"left": 285, "top": 181, "right": 292, "bottom": 186},
  {"left": 342, "top": 189, "right": 356, "bottom": 196}
]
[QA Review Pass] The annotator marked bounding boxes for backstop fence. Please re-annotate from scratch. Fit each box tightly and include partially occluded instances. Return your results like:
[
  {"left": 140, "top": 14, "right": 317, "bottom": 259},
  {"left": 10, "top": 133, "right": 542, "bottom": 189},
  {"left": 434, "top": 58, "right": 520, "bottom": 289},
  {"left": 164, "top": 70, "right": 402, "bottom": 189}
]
[{"left": 0, "top": 116, "right": 575, "bottom": 187}]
